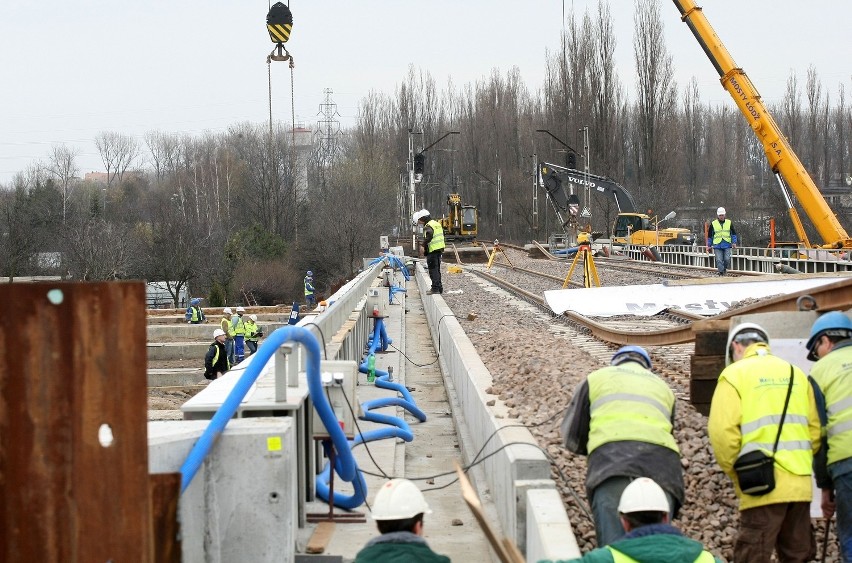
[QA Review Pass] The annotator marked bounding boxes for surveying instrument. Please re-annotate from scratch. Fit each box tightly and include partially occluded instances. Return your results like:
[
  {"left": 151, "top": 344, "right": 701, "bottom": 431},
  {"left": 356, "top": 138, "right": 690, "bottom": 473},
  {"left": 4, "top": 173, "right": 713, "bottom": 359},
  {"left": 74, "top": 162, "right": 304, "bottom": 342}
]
[{"left": 563, "top": 231, "right": 600, "bottom": 288}]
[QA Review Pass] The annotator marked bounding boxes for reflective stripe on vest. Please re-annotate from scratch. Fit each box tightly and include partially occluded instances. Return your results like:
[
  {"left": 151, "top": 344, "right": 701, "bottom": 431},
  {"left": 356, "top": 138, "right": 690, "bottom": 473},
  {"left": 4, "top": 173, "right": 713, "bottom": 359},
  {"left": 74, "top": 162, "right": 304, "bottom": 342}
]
[
  {"left": 190, "top": 306, "right": 202, "bottom": 322},
  {"left": 586, "top": 364, "right": 679, "bottom": 454},
  {"left": 712, "top": 219, "right": 732, "bottom": 245},
  {"left": 212, "top": 345, "right": 230, "bottom": 371},
  {"left": 608, "top": 546, "right": 716, "bottom": 563},
  {"left": 221, "top": 317, "right": 233, "bottom": 336},
  {"left": 245, "top": 322, "right": 259, "bottom": 341},
  {"left": 305, "top": 278, "right": 314, "bottom": 296},
  {"left": 233, "top": 317, "right": 246, "bottom": 336},
  {"left": 426, "top": 219, "right": 445, "bottom": 253},
  {"left": 723, "top": 349, "right": 813, "bottom": 475},
  {"left": 811, "top": 345, "right": 852, "bottom": 465}
]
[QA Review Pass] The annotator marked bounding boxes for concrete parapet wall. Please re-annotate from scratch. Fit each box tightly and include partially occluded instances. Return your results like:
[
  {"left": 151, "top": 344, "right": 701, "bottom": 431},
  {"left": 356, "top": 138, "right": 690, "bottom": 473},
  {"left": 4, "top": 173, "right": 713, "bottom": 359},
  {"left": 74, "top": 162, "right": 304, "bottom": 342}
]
[
  {"left": 526, "top": 488, "right": 581, "bottom": 561},
  {"left": 148, "top": 418, "right": 297, "bottom": 563},
  {"left": 415, "top": 263, "right": 568, "bottom": 556}
]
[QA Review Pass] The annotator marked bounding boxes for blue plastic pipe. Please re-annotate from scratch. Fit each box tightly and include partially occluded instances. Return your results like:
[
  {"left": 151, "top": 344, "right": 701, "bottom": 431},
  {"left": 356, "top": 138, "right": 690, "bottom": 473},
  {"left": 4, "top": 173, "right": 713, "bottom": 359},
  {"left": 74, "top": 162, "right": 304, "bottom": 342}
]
[{"left": 179, "top": 325, "right": 358, "bottom": 493}]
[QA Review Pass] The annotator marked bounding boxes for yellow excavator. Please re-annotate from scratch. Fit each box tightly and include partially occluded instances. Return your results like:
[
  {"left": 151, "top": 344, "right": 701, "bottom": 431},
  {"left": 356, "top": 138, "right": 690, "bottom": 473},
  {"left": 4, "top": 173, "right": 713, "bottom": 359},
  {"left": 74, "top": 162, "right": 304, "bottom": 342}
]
[
  {"left": 672, "top": 0, "right": 852, "bottom": 249},
  {"left": 440, "top": 194, "right": 478, "bottom": 242}
]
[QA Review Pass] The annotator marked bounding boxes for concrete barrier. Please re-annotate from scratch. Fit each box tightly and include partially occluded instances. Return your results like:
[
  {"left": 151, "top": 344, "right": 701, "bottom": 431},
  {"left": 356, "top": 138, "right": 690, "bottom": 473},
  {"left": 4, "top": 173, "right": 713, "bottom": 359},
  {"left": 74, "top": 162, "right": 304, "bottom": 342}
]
[
  {"left": 148, "top": 418, "right": 298, "bottom": 562},
  {"left": 526, "top": 488, "right": 581, "bottom": 561},
  {"left": 415, "top": 263, "right": 569, "bottom": 556}
]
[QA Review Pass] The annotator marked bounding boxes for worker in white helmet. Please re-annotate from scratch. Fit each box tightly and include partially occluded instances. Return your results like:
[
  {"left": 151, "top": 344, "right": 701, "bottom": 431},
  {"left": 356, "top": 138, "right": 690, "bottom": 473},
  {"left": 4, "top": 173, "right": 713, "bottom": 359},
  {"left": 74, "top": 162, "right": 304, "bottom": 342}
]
[
  {"left": 706, "top": 206, "right": 738, "bottom": 276},
  {"left": 244, "top": 314, "right": 263, "bottom": 355},
  {"left": 232, "top": 306, "right": 247, "bottom": 363},
  {"left": 708, "top": 322, "right": 820, "bottom": 562},
  {"left": 354, "top": 479, "right": 449, "bottom": 562},
  {"left": 220, "top": 307, "right": 235, "bottom": 365},
  {"left": 203, "top": 328, "right": 230, "bottom": 380},
  {"left": 413, "top": 209, "right": 445, "bottom": 295},
  {"left": 562, "top": 478, "right": 721, "bottom": 561}
]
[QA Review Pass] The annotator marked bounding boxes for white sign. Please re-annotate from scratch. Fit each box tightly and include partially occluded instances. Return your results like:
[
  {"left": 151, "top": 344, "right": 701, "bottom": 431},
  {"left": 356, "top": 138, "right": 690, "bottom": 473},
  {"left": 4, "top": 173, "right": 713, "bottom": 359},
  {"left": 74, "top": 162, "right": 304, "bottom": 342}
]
[{"left": 543, "top": 277, "right": 845, "bottom": 317}]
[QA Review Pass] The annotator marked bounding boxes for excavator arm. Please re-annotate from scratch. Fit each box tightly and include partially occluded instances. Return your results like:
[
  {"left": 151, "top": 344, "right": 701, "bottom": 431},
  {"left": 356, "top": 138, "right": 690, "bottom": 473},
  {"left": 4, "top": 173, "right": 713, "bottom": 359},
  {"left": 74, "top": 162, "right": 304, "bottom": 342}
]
[{"left": 672, "top": 0, "right": 852, "bottom": 248}]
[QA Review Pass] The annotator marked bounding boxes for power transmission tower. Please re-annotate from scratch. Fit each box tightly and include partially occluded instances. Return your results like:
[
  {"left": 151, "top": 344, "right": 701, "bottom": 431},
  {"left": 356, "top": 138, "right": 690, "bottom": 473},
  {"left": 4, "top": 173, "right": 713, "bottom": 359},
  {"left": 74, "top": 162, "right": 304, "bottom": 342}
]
[{"left": 315, "top": 88, "right": 342, "bottom": 171}]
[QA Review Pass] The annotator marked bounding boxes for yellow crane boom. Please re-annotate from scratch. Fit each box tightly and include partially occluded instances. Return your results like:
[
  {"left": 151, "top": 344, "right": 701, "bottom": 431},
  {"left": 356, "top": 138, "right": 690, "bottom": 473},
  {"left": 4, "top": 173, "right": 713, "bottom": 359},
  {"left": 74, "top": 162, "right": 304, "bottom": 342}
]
[{"left": 672, "top": 0, "right": 852, "bottom": 249}]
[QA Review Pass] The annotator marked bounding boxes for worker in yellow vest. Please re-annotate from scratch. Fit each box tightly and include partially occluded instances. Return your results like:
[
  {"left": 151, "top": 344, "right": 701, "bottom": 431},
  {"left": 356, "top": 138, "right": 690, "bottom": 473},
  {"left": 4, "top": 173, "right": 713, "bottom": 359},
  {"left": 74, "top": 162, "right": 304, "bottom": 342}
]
[
  {"left": 708, "top": 322, "right": 820, "bottom": 563},
  {"left": 220, "top": 307, "right": 235, "bottom": 365},
  {"left": 561, "top": 345, "right": 684, "bottom": 547},
  {"left": 413, "top": 209, "right": 445, "bottom": 295},
  {"left": 204, "top": 329, "right": 230, "bottom": 380},
  {"left": 805, "top": 311, "right": 852, "bottom": 561},
  {"left": 232, "top": 306, "right": 246, "bottom": 363},
  {"left": 706, "top": 207, "right": 738, "bottom": 276}
]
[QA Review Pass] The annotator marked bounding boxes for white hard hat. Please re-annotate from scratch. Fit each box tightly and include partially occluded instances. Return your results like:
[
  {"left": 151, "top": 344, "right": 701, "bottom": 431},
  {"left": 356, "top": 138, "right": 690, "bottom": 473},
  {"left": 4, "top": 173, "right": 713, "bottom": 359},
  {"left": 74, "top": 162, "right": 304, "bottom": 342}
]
[
  {"left": 223, "top": 307, "right": 233, "bottom": 315},
  {"left": 250, "top": 314, "right": 257, "bottom": 321},
  {"left": 236, "top": 306, "right": 245, "bottom": 313},
  {"left": 412, "top": 209, "right": 430, "bottom": 223},
  {"left": 716, "top": 207, "right": 726, "bottom": 216},
  {"left": 213, "top": 328, "right": 226, "bottom": 338},
  {"left": 618, "top": 477, "right": 669, "bottom": 514},
  {"left": 371, "top": 479, "right": 431, "bottom": 520},
  {"left": 725, "top": 321, "right": 769, "bottom": 365}
]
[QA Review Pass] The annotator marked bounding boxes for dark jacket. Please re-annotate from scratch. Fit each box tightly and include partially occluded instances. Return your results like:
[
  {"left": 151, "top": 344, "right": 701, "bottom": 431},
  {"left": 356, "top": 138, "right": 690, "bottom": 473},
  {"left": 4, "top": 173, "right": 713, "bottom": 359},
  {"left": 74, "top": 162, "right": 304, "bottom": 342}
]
[
  {"left": 204, "top": 340, "right": 229, "bottom": 380},
  {"left": 562, "top": 379, "right": 685, "bottom": 514},
  {"left": 541, "top": 524, "right": 721, "bottom": 562},
  {"left": 354, "top": 531, "right": 450, "bottom": 563}
]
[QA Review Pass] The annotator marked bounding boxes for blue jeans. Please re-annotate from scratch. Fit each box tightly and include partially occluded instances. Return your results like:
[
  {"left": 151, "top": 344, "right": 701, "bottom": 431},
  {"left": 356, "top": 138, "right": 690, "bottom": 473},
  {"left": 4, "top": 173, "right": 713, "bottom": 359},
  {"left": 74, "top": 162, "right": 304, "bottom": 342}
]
[
  {"left": 234, "top": 335, "right": 245, "bottom": 362},
  {"left": 835, "top": 472, "right": 852, "bottom": 562},
  {"left": 225, "top": 338, "right": 235, "bottom": 365},
  {"left": 714, "top": 246, "right": 732, "bottom": 274},
  {"left": 591, "top": 476, "right": 677, "bottom": 546}
]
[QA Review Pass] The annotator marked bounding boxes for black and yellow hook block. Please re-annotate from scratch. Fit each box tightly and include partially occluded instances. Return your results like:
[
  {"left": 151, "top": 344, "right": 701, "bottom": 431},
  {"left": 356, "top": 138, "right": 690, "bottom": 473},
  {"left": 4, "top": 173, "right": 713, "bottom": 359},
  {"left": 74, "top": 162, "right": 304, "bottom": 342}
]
[{"left": 266, "top": 2, "right": 293, "bottom": 44}]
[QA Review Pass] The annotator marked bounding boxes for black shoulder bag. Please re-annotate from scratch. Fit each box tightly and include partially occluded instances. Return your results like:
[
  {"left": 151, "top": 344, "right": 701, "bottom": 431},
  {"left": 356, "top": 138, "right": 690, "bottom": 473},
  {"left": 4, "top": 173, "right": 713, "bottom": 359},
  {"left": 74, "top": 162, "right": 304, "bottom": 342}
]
[{"left": 733, "top": 365, "right": 795, "bottom": 496}]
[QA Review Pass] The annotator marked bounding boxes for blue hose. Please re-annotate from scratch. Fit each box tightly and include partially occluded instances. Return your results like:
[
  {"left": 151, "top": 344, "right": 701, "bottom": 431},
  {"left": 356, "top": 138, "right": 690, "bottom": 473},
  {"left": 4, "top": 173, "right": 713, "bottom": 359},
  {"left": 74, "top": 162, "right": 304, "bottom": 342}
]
[
  {"left": 314, "top": 317, "right": 427, "bottom": 509},
  {"left": 178, "top": 325, "right": 357, "bottom": 493}
]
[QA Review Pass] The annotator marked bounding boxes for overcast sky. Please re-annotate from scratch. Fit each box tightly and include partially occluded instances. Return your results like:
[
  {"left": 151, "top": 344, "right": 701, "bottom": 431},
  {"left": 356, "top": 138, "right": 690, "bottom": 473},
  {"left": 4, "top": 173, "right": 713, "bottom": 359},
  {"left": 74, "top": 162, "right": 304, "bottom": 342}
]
[{"left": 1, "top": 0, "right": 850, "bottom": 184}]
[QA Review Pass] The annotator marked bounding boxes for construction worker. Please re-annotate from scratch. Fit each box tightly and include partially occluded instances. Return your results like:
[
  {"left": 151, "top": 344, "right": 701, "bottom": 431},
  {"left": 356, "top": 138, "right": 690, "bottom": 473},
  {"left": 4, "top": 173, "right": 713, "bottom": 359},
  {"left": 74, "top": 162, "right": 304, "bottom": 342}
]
[
  {"left": 555, "top": 477, "right": 721, "bottom": 562},
  {"left": 232, "top": 306, "right": 246, "bottom": 363},
  {"left": 805, "top": 311, "right": 852, "bottom": 561},
  {"left": 561, "top": 345, "right": 684, "bottom": 546},
  {"left": 354, "top": 479, "right": 449, "bottom": 563},
  {"left": 185, "top": 298, "right": 205, "bottom": 324},
  {"left": 204, "top": 328, "right": 230, "bottom": 380},
  {"left": 244, "top": 314, "right": 263, "bottom": 355},
  {"left": 304, "top": 271, "right": 316, "bottom": 308},
  {"left": 706, "top": 206, "right": 738, "bottom": 276},
  {"left": 220, "top": 307, "right": 235, "bottom": 365},
  {"left": 413, "top": 209, "right": 445, "bottom": 295},
  {"left": 708, "top": 322, "right": 820, "bottom": 563}
]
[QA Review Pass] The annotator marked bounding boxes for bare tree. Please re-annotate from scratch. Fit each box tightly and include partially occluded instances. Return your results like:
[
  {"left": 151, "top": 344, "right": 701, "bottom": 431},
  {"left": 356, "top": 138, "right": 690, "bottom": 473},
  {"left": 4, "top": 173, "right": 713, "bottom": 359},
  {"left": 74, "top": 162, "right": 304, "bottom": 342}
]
[
  {"left": 95, "top": 131, "right": 141, "bottom": 190},
  {"left": 46, "top": 144, "right": 79, "bottom": 225},
  {"left": 632, "top": 0, "right": 679, "bottom": 210}
]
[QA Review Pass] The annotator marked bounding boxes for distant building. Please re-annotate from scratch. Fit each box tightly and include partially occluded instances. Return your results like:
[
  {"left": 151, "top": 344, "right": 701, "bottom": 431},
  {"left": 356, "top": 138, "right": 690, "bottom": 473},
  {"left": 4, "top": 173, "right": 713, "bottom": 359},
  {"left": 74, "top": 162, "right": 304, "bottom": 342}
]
[{"left": 293, "top": 125, "right": 312, "bottom": 202}]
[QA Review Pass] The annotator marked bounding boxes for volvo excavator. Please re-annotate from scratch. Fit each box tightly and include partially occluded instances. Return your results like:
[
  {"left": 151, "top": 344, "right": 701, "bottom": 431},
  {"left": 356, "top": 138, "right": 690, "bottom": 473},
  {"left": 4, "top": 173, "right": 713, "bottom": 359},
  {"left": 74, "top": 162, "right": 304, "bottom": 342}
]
[
  {"left": 672, "top": 0, "right": 852, "bottom": 250},
  {"left": 538, "top": 162, "right": 695, "bottom": 247}
]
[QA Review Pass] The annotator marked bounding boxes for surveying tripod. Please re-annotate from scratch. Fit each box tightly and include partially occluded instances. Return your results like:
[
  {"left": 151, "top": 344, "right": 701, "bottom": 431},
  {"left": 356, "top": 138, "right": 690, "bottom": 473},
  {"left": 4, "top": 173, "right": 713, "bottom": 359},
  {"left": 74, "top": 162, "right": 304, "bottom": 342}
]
[{"left": 562, "top": 233, "right": 600, "bottom": 289}]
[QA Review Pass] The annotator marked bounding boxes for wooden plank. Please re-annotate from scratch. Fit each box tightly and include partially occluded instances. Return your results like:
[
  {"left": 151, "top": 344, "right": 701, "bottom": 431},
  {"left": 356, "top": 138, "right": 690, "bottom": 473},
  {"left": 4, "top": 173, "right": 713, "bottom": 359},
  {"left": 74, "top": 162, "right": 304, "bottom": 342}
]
[
  {"left": 690, "top": 355, "right": 726, "bottom": 380},
  {"left": 690, "top": 379, "right": 718, "bottom": 405},
  {"left": 0, "top": 282, "right": 151, "bottom": 562},
  {"left": 150, "top": 473, "right": 182, "bottom": 563},
  {"left": 306, "top": 521, "right": 336, "bottom": 554},
  {"left": 455, "top": 461, "right": 524, "bottom": 563},
  {"left": 693, "top": 330, "right": 730, "bottom": 356}
]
